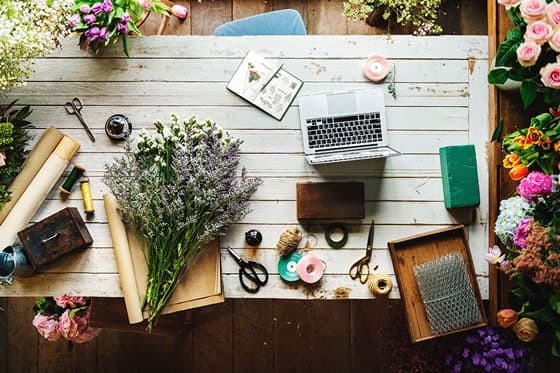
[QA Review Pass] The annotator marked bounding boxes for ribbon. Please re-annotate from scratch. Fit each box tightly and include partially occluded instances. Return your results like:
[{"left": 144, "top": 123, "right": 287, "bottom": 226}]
[
  {"left": 297, "top": 255, "right": 326, "bottom": 284},
  {"left": 363, "top": 55, "right": 391, "bottom": 82}
]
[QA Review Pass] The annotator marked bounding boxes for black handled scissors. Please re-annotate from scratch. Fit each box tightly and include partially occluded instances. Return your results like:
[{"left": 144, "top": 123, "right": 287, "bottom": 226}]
[
  {"left": 227, "top": 247, "right": 269, "bottom": 293},
  {"left": 349, "top": 220, "right": 378, "bottom": 284},
  {"left": 65, "top": 97, "right": 96, "bottom": 142}
]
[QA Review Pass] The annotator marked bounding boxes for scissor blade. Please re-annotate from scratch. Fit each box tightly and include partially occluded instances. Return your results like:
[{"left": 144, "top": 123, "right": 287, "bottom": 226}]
[
  {"left": 367, "top": 220, "right": 375, "bottom": 248},
  {"left": 75, "top": 113, "right": 96, "bottom": 142},
  {"left": 227, "top": 247, "right": 242, "bottom": 263}
]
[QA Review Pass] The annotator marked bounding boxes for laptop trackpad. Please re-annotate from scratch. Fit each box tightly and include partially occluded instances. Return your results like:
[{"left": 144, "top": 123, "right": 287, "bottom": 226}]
[{"left": 327, "top": 92, "right": 357, "bottom": 116}]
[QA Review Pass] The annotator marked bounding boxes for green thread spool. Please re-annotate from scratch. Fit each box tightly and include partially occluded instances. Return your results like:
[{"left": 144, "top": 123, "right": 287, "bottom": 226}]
[{"left": 59, "top": 163, "right": 85, "bottom": 195}]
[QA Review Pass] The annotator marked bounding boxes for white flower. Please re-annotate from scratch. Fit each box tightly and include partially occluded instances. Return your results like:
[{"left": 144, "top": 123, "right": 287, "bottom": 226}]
[{"left": 485, "top": 245, "right": 506, "bottom": 265}]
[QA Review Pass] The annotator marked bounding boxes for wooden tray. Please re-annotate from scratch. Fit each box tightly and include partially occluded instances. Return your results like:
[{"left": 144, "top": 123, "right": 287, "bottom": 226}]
[{"left": 388, "top": 225, "right": 486, "bottom": 342}]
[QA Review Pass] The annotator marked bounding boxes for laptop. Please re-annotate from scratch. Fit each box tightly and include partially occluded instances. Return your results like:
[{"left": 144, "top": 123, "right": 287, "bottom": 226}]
[{"left": 298, "top": 88, "right": 400, "bottom": 165}]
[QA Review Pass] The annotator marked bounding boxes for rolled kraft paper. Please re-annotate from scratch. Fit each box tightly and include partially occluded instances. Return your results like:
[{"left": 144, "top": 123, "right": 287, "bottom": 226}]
[
  {"left": 104, "top": 194, "right": 144, "bottom": 324},
  {"left": 0, "top": 136, "right": 80, "bottom": 249},
  {"left": 0, "top": 127, "right": 64, "bottom": 223},
  {"left": 296, "top": 255, "right": 326, "bottom": 284},
  {"left": 363, "top": 55, "right": 391, "bottom": 82}
]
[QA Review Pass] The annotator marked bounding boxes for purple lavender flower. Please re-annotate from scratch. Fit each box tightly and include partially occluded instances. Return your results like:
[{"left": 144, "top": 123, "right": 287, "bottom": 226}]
[
  {"left": 85, "top": 27, "right": 100, "bottom": 41},
  {"left": 99, "top": 27, "right": 108, "bottom": 41},
  {"left": 84, "top": 14, "right": 96, "bottom": 25},
  {"left": 102, "top": 0, "right": 112, "bottom": 13},
  {"left": 116, "top": 22, "right": 128, "bottom": 34},
  {"left": 79, "top": 4, "right": 90, "bottom": 13},
  {"left": 121, "top": 12, "right": 131, "bottom": 23},
  {"left": 69, "top": 14, "right": 80, "bottom": 29},
  {"left": 91, "top": 2, "right": 103, "bottom": 14}
]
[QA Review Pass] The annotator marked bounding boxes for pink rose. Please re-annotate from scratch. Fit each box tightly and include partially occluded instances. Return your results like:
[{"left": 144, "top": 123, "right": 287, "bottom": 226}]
[
  {"left": 521, "top": 0, "right": 548, "bottom": 22},
  {"left": 32, "top": 314, "right": 60, "bottom": 342},
  {"left": 53, "top": 295, "right": 88, "bottom": 308},
  {"left": 0, "top": 152, "right": 5, "bottom": 167},
  {"left": 541, "top": 60, "right": 560, "bottom": 88},
  {"left": 498, "top": 0, "right": 522, "bottom": 9},
  {"left": 138, "top": 0, "right": 151, "bottom": 9},
  {"left": 516, "top": 40, "right": 541, "bottom": 66},
  {"left": 547, "top": 3, "right": 560, "bottom": 26},
  {"left": 171, "top": 5, "right": 188, "bottom": 19},
  {"left": 550, "top": 29, "right": 560, "bottom": 52},
  {"left": 58, "top": 310, "right": 80, "bottom": 340},
  {"left": 525, "top": 20, "right": 553, "bottom": 44}
]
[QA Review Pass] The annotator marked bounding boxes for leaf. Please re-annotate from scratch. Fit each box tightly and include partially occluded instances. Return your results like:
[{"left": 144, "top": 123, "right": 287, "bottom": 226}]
[
  {"left": 554, "top": 340, "right": 560, "bottom": 357},
  {"left": 524, "top": 307, "right": 554, "bottom": 322},
  {"left": 128, "top": 21, "right": 141, "bottom": 36},
  {"left": 521, "top": 80, "right": 538, "bottom": 108},
  {"left": 488, "top": 68, "right": 509, "bottom": 84},
  {"left": 492, "top": 119, "right": 504, "bottom": 142},
  {"left": 508, "top": 67, "right": 529, "bottom": 81},
  {"left": 123, "top": 35, "right": 130, "bottom": 58},
  {"left": 553, "top": 294, "right": 560, "bottom": 314},
  {"left": 496, "top": 28, "right": 523, "bottom": 67}
]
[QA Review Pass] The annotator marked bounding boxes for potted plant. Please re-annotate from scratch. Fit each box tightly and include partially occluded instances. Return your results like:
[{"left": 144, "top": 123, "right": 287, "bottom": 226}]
[{"left": 343, "top": 0, "right": 443, "bottom": 35}]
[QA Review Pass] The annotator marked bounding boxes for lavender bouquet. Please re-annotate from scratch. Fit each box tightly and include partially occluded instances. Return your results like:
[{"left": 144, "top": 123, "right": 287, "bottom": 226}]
[{"left": 105, "top": 115, "right": 260, "bottom": 330}]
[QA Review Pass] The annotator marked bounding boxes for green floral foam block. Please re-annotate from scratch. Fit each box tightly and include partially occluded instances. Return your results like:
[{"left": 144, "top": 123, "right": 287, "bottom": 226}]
[{"left": 439, "top": 145, "right": 480, "bottom": 209}]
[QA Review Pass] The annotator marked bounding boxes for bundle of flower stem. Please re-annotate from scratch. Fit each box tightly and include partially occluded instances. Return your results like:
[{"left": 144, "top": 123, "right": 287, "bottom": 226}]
[{"left": 105, "top": 115, "right": 260, "bottom": 330}]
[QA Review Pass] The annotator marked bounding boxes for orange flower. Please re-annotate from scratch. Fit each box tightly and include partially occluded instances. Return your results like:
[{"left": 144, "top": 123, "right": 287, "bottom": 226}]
[
  {"left": 497, "top": 309, "right": 518, "bottom": 328},
  {"left": 513, "top": 135, "right": 526, "bottom": 147},
  {"left": 502, "top": 153, "right": 521, "bottom": 169},
  {"left": 551, "top": 105, "right": 560, "bottom": 117},
  {"left": 509, "top": 163, "right": 529, "bottom": 180},
  {"left": 541, "top": 136, "right": 552, "bottom": 150},
  {"left": 525, "top": 127, "right": 543, "bottom": 147},
  {"left": 554, "top": 141, "right": 560, "bottom": 153}
]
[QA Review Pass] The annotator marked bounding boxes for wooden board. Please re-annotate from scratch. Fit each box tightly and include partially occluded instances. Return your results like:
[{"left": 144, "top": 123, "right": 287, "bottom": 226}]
[
  {"left": 388, "top": 226, "right": 487, "bottom": 342},
  {"left": 0, "top": 36, "right": 489, "bottom": 300}
]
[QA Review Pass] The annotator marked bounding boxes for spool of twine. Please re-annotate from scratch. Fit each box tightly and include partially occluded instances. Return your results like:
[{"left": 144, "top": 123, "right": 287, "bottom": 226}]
[
  {"left": 276, "top": 227, "right": 302, "bottom": 257},
  {"left": 80, "top": 178, "right": 95, "bottom": 214},
  {"left": 59, "top": 163, "right": 85, "bottom": 195},
  {"left": 367, "top": 273, "right": 393, "bottom": 296}
]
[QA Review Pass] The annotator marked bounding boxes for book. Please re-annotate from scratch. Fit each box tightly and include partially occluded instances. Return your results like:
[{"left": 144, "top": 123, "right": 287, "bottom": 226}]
[
  {"left": 104, "top": 194, "right": 223, "bottom": 324},
  {"left": 227, "top": 51, "right": 303, "bottom": 121}
]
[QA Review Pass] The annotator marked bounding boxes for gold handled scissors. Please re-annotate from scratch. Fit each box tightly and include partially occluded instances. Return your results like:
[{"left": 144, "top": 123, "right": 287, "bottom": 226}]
[
  {"left": 65, "top": 97, "right": 96, "bottom": 142},
  {"left": 349, "top": 220, "right": 377, "bottom": 284}
]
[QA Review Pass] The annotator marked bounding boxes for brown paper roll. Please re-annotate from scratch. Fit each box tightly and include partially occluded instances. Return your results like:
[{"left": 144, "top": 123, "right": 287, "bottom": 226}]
[
  {"left": 0, "top": 135, "right": 80, "bottom": 249},
  {"left": 103, "top": 194, "right": 144, "bottom": 324},
  {"left": 0, "top": 127, "right": 64, "bottom": 223}
]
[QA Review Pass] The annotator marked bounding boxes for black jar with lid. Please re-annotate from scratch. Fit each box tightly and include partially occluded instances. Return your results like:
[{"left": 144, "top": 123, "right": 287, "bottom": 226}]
[{"left": 105, "top": 114, "right": 132, "bottom": 141}]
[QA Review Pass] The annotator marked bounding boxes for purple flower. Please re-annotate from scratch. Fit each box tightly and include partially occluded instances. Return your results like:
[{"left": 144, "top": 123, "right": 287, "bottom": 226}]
[
  {"left": 69, "top": 14, "right": 80, "bottom": 29},
  {"left": 514, "top": 218, "right": 530, "bottom": 248},
  {"left": 99, "top": 27, "right": 108, "bottom": 41},
  {"left": 79, "top": 4, "right": 90, "bottom": 14},
  {"left": 84, "top": 14, "right": 96, "bottom": 25},
  {"left": 121, "top": 12, "right": 131, "bottom": 23},
  {"left": 85, "top": 27, "right": 100, "bottom": 41},
  {"left": 91, "top": 2, "right": 103, "bottom": 14},
  {"left": 516, "top": 171, "right": 553, "bottom": 201},
  {"left": 102, "top": 0, "right": 112, "bottom": 13},
  {"left": 116, "top": 22, "right": 128, "bottom": 34}
]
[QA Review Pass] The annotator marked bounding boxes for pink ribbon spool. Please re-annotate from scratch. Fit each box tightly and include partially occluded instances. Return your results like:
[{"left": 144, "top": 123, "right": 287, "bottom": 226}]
[
  {"left": 296, "top": 255, "right": 326, "bottom": 284},
  {"left": 363, "top": 55, "right": 391, "bottom": 82}
]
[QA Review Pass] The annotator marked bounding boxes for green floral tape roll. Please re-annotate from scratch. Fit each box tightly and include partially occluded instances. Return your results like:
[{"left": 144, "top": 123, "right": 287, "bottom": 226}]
[{"left": 325, "top": 223, "right": 348, "bottom": 249}]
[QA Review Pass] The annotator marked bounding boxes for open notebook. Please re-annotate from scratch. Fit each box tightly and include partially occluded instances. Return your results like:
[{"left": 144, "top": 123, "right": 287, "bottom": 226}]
[{"left": 227, "top": 50, "right": 303, "bottom": 120}]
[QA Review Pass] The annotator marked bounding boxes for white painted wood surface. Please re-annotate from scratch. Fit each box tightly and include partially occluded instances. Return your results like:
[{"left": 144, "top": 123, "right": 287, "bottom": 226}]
[{"left": 1, "top": 35, "right": 489, "bottom": 299}]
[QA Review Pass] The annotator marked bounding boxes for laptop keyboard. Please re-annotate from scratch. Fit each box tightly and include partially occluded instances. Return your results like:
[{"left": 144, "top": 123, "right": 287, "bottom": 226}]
[{"left": 306, "top": 112, "right": 382, "bottom": 150}]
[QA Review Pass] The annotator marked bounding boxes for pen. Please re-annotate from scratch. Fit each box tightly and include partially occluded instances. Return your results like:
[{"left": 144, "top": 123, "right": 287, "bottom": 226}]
[{"left": 258, "top": 63, "right": 283, "bottom": 94}]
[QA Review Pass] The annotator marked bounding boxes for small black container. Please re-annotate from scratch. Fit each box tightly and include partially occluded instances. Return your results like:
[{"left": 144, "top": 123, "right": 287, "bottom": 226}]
[{"left": 105, "top": 114, "right": 132, "bottom": 141}]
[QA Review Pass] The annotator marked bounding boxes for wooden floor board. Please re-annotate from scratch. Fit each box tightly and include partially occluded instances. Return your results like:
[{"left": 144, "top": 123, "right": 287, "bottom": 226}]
[
  {"left": 350, "top": 299, "right": 388, "bottom": 373},
  {"left": 273, "top": 300, "right": 311, "bottom": 373},
  {"left": 309, "top": 300, "right": 351, "bottom": 373},
  {"left": 0, "top": 298, "right": 7, "bottom": 373},
  {"left": 233, "top": 0, "right": 273, "bottom": 20},
  {"left": 191, "top": 0, "right": 233, "bottom": 35},
  {"left": 38, "top": 337, "right": 73, "bottom": 373},
  {"left": 307, "top": 0, "right": 348, "bottom": 35},
  {"left": 232, "top": 299, "right": 275, "bottom": 372},
  {"left": 6, "top": 298, "right": 38, "bottom": 373},
  {"left": 192, "top": 301, "right": 233, "bottom": 372},
  {"left": 96, "top": 330, "right": 140, "bottom": 373}
]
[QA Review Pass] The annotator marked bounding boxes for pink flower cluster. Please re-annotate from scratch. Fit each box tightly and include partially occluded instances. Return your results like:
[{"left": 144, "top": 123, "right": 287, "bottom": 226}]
[
  {"left": 516, "top": 171, "right": 553, "bottom": 201},
  {"left": 32, "top": 296, "right": 101, "bottom": 344},
  {"left": 506, "top": 0, "right": 560, "bottom": 88}
]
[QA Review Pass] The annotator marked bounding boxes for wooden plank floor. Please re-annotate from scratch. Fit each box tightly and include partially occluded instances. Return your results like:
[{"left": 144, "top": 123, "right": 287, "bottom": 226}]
[{"left": 0, "top": 1, "right": 486, "bottom": 372}]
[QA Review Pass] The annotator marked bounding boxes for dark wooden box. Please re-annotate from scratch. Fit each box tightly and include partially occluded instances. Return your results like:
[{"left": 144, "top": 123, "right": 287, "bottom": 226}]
[
  {"left": 296, "top": 182, "right": 364, "bottom": 220},
  {"left": 17, "top": 207, "right": 93, "bottom": 270}
]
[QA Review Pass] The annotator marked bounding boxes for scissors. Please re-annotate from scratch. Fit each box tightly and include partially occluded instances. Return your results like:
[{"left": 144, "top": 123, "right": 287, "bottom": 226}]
[
  {"left": 64, "top": 97, "right": 96, "bottom": 142},
  {"left": 349, "top": 220, "right": 378, "bottom": 284},
  {"left": 227, "top": 247, "right": 269, "bottom": 293}
]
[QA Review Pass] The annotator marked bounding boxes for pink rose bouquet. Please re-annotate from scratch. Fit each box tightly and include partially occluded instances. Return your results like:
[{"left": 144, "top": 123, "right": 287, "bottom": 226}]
[
  {"left": 489, "top": 0, "right": 560, "bottom": 108},
  {"left": 32, "top": 296, "right": 101, "bottom": 344}
]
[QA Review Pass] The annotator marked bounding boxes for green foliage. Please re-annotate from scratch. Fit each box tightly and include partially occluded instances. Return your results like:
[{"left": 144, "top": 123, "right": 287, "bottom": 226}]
[{"left": 521, "top": 80, "right": 538, "bottom": 109}]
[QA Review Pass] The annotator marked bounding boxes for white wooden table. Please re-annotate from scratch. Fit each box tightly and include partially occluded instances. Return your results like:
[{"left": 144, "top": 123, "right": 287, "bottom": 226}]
[{"left": 0, "top": 35, "right": 489, "bottom": 299}]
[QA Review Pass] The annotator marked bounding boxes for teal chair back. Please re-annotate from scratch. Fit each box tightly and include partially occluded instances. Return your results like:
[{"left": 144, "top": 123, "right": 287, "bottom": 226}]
[{"left": 214, "top": 9, "right": 307, "bottom": 36}]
